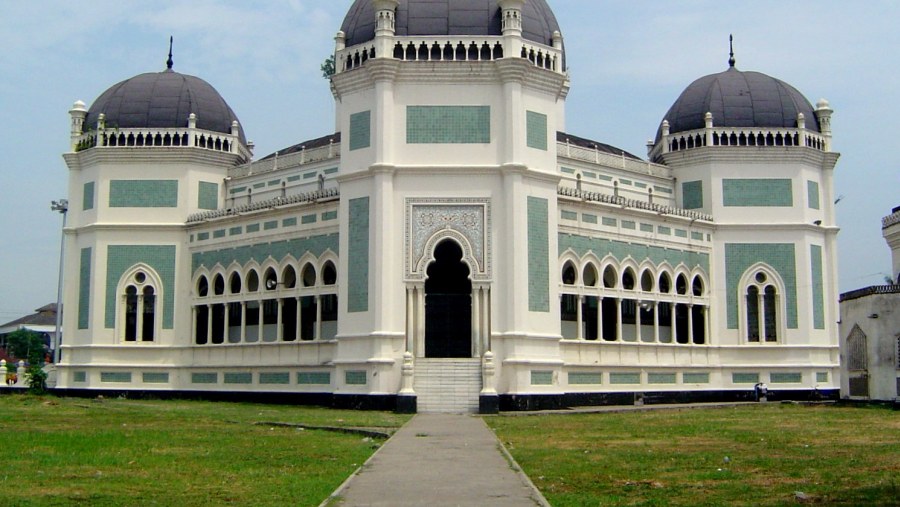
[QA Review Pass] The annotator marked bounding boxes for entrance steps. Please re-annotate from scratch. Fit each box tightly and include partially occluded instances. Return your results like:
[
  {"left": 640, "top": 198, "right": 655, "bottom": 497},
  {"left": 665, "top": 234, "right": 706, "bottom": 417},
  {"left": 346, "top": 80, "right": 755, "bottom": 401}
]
[{"left": 414, "top": 358, "right": 482, "bottom": 414}]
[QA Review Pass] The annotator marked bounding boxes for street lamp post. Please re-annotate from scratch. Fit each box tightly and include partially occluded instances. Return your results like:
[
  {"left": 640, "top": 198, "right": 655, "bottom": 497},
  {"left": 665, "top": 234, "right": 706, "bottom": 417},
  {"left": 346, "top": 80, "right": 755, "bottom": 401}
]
[{"left": 51, "top": 199, "right": 68, "bottom": 365}]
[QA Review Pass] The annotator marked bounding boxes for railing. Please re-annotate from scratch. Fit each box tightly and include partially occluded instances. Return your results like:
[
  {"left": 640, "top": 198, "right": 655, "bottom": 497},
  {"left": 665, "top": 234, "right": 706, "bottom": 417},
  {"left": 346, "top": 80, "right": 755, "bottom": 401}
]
[
  {"left": 74, "top": 126, "right": 251, "bottom": 161},
  {"left": 882, "top": 210, "right": 900, "bottom": 229},
  {"left": 557, "top": 141, "right": 670, "bottom": 179},
  {"left": 336, "top": 36, "right": 564, "bottom": 75},
  {"left": 839, "top": 285, "right": 900, "bottom": 302},
  {"left": 2, "top": 360, "right": 27, "bottom": 387},
  {"left": 558, "top": 186, "right": 713, "bottom": 222},
  {"left": 229, "top": 142, "right": 340, "bottom": 179},
  {"left": 187, "top": 188, "right": 340, "bottom": 224},
  {"left": 651, "top": 126, "right": 827, "bottom": 161}
]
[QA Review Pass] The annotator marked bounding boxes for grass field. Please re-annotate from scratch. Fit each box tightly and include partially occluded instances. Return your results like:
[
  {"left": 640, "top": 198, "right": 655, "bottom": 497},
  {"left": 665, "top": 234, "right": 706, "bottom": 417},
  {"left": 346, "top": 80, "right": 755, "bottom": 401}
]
[
  {"left": 0, "top": 395, "right": 410, "bottom": 506},
  {"left": 487, "top": 403, "right": 900, "bottom": 506}
]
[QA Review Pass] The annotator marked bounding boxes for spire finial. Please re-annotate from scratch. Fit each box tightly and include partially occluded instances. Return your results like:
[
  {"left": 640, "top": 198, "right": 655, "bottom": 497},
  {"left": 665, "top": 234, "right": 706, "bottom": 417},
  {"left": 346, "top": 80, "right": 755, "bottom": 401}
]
[
  {"left": 166, "top": 36, "right": 174, "bottom": 71},
  {"left": 728, "top": 34, "right": 736, "bottom": 68}
]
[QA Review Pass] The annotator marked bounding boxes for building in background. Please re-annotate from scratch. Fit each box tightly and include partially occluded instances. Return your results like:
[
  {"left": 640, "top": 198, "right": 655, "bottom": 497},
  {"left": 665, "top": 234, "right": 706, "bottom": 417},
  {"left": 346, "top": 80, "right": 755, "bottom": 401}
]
[
  {"left": 839, "top": 206, "right": 900, "bottom": 401},
  {"left": 56, "top": 0, "right": 842, "bottom": 412}
]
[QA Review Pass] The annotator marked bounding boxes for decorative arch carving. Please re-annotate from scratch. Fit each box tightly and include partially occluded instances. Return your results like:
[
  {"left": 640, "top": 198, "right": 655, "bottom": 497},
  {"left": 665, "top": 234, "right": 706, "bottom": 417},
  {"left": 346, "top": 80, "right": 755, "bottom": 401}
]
[{"left": 406, "top": 198, "right": 491, "bottom": 281}]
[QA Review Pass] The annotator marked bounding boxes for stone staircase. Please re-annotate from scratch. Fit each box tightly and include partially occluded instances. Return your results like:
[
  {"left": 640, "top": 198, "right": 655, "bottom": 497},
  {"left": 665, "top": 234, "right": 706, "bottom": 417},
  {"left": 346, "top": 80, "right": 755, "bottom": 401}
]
[{"left": 414, "top": 358, "right": 482, "bottom": 414}]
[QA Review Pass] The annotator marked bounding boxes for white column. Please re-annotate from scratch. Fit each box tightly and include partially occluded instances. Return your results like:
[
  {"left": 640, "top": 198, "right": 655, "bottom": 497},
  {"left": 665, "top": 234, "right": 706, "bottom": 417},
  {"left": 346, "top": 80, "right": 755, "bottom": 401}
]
[
  {"left": 416, "top": 285, "right": 426, "bottom": 357},
  {"left": 223, "top": 303, "right": 230, "bottom": 341},
  {"left": 315, "top": 295, "right": 322, "bottom": 341},
  {"left": 615, "top": 298, "right": 623, "bottom": 342},
  {"left": 687, "top": 303, "right": 695, "bottom": 345},
  {"left": 191, "top": 306, "right": 197, "bottom": 344},
  {"left": 276, "top": 299, "right": 284, "bottom": 341},
  {"left": 576, "top": 295, "right": 584, "bottom": 340},
  {"left": 653, "top": 301, "right": 660, "bottom": 343},
  {"left": 635, "top": 300, "right": 643, "bottom": 343},
  {"left": 596, "top": 296, "right": 603, "bottom": 341},
  {"left": 240, "top": 301, "right": 246, "bottom": 343},
  {"left": 757, "top": 292, "right": 765, "bottom": 342},
  {"left": 206, "top": 303, "right": 213, "bottom": 344},
  {"left": 472, "top": 287, "right": 481, "bottom": 357},
  {"left": 296, "top": 296, "right": 303, "bottom": 341},
  {"left": 257, "top": 297, "right": 263, "bottom": 342},
  {"left": 405, "top": 287, "right": 414, "bottom": 353}
]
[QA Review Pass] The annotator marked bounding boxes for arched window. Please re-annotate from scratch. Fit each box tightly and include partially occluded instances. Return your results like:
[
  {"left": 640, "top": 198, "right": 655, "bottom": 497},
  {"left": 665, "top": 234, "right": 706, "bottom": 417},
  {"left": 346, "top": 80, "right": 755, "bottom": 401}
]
[
  {"left": 561, "top": 262, "right": 577, "bottom": 285},
  {"left": 197, "top": 276, "right": 209, "bottom": 297},
  {"left": 658, "top": 272, "right": 672, "bottom": 294},
  {"left": 282, "top": 266, "right": 297, "bottom": 289},
  {"left": 229, "top": 272, "right": 242, "bottom": 294},
  {"left": 213, "top": 274, "right": 225, "bottom": 296},
  {"left": 743, "top": 269, "right": 781, "bottom": 343},
  {"left": 246, "top": 270, "right": 259, "bottom": 292},
  {"left": 603, "top": 266, "right": 617, "bottom": 288},
  {"left": 622, "top": 268, "right": 636, "bottom": 290},
  {"left": 322, "top": 261, "right": 337, "bottom": 285},
  {"left": 301, "top": 263, "right": 317, "bottom": 287},
  {"left": 120, "top": 268, "right": 159, "bottom": 342},
  {"left": 640, "top": 270, "right": 654, "bottom": 292},
  {"left": 583, "top": 264, "right": 598, "bottom": 287}
]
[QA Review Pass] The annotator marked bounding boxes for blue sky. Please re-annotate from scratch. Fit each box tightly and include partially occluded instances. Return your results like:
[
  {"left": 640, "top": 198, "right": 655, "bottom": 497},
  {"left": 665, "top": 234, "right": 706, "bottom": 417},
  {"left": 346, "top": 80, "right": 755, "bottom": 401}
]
[{"left": 0, "top": 0, "right": 897, "bottom": 321}]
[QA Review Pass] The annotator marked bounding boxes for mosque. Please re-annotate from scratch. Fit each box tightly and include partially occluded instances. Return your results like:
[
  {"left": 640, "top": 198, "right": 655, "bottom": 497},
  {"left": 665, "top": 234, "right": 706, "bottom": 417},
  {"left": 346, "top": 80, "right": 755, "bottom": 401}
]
[{"left": 57, "top": 0, "right": 841, "bottom": 412}]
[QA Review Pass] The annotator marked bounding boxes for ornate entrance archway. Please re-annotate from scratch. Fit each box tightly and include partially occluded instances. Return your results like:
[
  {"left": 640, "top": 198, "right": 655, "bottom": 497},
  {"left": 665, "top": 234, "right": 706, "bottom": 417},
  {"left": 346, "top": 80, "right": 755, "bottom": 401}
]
[{"left": 424, "top": 240, "right": 472, "bottom": 358}]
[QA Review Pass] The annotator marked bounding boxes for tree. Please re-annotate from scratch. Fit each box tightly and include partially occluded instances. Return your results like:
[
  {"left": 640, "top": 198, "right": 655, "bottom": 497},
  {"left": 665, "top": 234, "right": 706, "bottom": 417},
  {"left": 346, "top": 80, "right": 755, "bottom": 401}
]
[
  {"left": 321, "top": 55, "right": 335, "bottom": 79},
  {"left": 5, "top": 329, "right": 47, "bottom": 394}
]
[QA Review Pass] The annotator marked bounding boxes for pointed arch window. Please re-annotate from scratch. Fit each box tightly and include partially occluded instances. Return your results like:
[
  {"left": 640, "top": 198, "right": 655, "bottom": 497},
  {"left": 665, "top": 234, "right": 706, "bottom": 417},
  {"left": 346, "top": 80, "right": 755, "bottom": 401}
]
[
  {"left": 120, "top": 268, "right": 159, "bottom": 342},
  {"left": 743, "top": 270, "right": 782, "bottom": 343}
]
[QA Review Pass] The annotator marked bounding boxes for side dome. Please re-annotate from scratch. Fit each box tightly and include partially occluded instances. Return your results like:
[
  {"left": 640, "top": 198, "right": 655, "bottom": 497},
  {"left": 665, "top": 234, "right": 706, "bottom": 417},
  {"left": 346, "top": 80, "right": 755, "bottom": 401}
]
[
  {"left": 656, "top": 66, "right": 819, "bottom": 142},
  {"left": 341, "top": 0, "right": 562, "bottom": 51},
  {"left": 84, "top": 70, "right": 246, "bottom": 145}
]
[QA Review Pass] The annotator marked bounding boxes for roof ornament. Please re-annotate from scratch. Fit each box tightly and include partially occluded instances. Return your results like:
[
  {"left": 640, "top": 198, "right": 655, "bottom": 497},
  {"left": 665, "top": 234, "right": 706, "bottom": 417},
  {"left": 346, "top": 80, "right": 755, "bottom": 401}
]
[
  {"left": 166, "top": 36, "right": 174, "bottom": 71},
  {"left": 728, "top": 34, "right": 736, "bottom": 68}
]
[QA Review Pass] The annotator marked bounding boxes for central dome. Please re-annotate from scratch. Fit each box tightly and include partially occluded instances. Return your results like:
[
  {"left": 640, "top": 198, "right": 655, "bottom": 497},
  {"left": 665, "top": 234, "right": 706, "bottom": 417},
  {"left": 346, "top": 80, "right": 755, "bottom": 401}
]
[{"left": 341, "top": 0, "right": 562, "bottom": 50}]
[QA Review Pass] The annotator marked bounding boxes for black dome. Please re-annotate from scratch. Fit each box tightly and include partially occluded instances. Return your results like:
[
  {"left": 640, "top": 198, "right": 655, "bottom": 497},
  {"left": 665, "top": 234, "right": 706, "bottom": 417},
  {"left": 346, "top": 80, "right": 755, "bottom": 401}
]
[
  {"left": 656, "top": 67, "right": 819, "bottom": 142},
  {"left": 341, "top": 0, "right": 562, "bottom": 54},
  {"left": 85, "top": 70, "right": 246, "bottom": 145}
]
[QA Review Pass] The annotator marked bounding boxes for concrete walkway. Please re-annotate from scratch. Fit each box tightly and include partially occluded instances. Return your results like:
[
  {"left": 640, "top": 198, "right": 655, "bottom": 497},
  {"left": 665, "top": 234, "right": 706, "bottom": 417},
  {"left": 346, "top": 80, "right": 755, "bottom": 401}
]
[{"left": 323, "top": 414, "right": 549, "bottom": 507}]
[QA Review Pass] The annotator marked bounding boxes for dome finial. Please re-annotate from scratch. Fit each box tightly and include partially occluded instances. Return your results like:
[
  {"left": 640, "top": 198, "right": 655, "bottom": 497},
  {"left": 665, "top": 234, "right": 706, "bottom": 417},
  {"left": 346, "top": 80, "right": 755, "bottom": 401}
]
[
  {"left": 166, "top": 36, "right": 174, "bottom": 71},
  {"left": 728, "top": 34, "right": 736, "bottom": 68}
]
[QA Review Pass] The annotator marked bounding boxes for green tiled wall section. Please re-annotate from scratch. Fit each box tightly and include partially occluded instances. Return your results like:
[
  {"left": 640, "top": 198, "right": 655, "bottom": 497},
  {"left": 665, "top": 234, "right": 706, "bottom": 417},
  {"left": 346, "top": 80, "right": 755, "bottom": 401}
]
[
  {"left": 569, "top": 372, "right": 602, "bottom": 385},
  {"left": 807, "top": 181, "right": 820, "bottom": 209},
  {"left": 142, "top": 372, "right": 169, "bottom": 384},
  {"left": 100, "top": 372, "right": 132, "bottom": 383},
  {"left": 526, "top": 110, "right": 548, "bottom": 150},
  {"left": 683, "top": 372, "right": 710, "bottom": 384},
  {"left": 198, "top": 182, "right": 218, "bottom": 210},
  {"left": 724, "top": 243, "right": 797, "bottom": 329},
  {"left": 610, "top": 372, "right": 641, "bottom": 384},
  {"left": 264, "top": 221, "right": 278, "bottom": 231},
  {"left": 348, "top": 198, "right": 370, "bottom": 313},
  {"left": 282, "top": 218, "right": 297, "bottom": 227},
  {"left": 345, "top": 370, "right": 367, "bottom": 385},
  {"left": 192, "top": 372, "right": 218, "bottom": 384},
  {"left": 246, "top": 224, "right": 260, "bottom": 233},
  {"left": 561, "top": 210, "right": 577, "bottom": 221},
  {"left": 559, "top": 234, "right": 710, "bottom": 273},
  {"left": 407, "top": 106, "right": 490, "bottom": 144},
  {"left": 349, "top": 110, "right": 371, "bottom": 151},
  {"left": 732, "top": 372, "right": 760, "bottom": 384},
  {"left": 582, "top": 214, "right": 597, "bottom": 224},
  {"left": 648, "top": 373, "right": 677, "bottom": 384},
  {"left": 213, "top": 229, "right": 225, "bottom": 239},
  {"left": 640, "top": 223, "right": 653, "bottom": 233},
  {"left": 109, "top": 180, "right": 178, "bottom": 208},
  {"left": 259, "top": 372, "right": 290, "bottom": 385},
  {"left": 527, "top": 197, "right": 550, "bottom": 312},
  {"left": 224, "top": 372, "right": 252, "bottom": 384},
  {"left": 531, "top": 371, "right": 553, "bottom": 385},
  {"left": 83, "top": 181, "right": 95, "bottom": 211},
  {"left": 682, "top": 181, "right": 703, "bottom": 209},
  {"left": 301, "top": 214, "right": 317, "bottom": 224},
  {"left": 73, "top": 371, "right": 87, "bottom": 383},
  {"left": 770, "top": 372, "right": 802, "bottom": 383},
  {"left": 322, "top": 211, "right": 338, "bottom": 221},
  {"left": 816, "top": 372, "right": 828, "bottom": 383},
  {"left": 78, "top": 248, "right": 91, "bottom": 329},
  {"left": 622, "top": 221, "right": 636, "bottom": 230},
  {"left": 192, "top": 234, "right": 339, "bottom": 272},
  {"left": 810, "top": 245, "right": 825, "bottom": 329},
  {"left": 229, "top": 226, "right": 242, "bottom": 236},
  {"left": 105, "top": 245, "right": 176, "bottom": 329},
  {"left": 298, "top": 372, "right": 331, "bottom": 385},
  {"left": 723, "top": 179, "right": 793, "bottom": 207},
  {"left": 602, "top": 217, "right": 617, "bottom": 227}
]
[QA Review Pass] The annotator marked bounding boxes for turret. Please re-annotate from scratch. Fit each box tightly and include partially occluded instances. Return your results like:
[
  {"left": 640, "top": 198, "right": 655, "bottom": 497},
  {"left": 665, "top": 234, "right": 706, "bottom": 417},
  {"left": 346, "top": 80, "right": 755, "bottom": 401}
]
[
  {"left": 69, "top": 100, "right": 87, "bottom": 151},
  {"left": 815, "top": 99, "right": 834, "bottom": 151}
]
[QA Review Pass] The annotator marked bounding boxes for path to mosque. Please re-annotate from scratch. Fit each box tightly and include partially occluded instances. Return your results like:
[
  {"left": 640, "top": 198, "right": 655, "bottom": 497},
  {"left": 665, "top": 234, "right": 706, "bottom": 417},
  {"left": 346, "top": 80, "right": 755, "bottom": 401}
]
[{"left": 323, "top": 413, "right": 550, "bottom": 506}]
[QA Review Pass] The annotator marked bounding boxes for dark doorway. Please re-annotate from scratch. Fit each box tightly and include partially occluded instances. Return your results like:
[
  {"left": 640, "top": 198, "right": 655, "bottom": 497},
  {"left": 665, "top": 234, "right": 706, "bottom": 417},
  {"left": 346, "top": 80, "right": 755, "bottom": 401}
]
[{"left": 425, "top": 240, "right": 472, "bottom": 358}]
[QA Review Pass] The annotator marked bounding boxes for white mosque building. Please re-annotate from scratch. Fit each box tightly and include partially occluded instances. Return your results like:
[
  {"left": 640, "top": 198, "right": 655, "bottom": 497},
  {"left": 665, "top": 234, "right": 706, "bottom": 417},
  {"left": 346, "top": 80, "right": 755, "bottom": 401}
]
[{"left": 57, "top": 0, "right": 841, "bottom": 413}]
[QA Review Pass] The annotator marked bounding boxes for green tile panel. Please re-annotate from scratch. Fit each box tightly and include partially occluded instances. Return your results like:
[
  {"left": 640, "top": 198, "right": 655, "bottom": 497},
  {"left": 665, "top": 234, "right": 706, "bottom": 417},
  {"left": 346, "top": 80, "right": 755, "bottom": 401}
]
[
  {"left": 142, "top": 372, "right": 169, "bottom": 384},
  {"left": 197, "top": 232, "right": 210, "bottom": 241},
  {"left": 658, "top": 226, "right": 671, "bottom": 235},
  {"left": 732, "top": 372, "right": 760, "bottom": 384},
  {"left": 287, "top": 175, "right": 301, "bottom": 182},
  {"left": 259, "top": 372, "right": 291, "bottom": 385},
  {"left": 349, "top": 110, "right": 372, "bottom": 151},
  {"left": 683, "top": 372, "right": 710, "bottom": 384},
  {"left": 298, "top": 372, "right": 331, "bottom": 385},
  {"left": 724, "top": 243, "right": 797, "bottom": 329},
  {"left": 246, "top": 223, "right": 260, "bottom": 233},
  {"left": 345, "top": 370, "right": 367, "bottom": 385},
  {"left": 640, "top": 223, "right": 653, "bottom": 233},
  {"left": 622, "top": 221, "right": 636, "bottom": 230},
  {"left": 304, "top": 172, "right": 317, "bottom": 180},
  {"left": 569, "top": 372, "right": 602, "bottom": 385},
  {"left": 810, "top": 245, "right": 825, "bottom": 329},
  {"left": 531, "top": 371, "right": 553, "bottom": 385},
  {"left": 682, "top": 181, "right": 703, "bottom": 210},
  {"left": 282, "top": 218, "right": 297, "bottom": 227},
  {"left": 229, "top": 226, "right": 243, "bottom": 236},
  {"left": 559, "top": 234, "right": 710, "bottom": 274},
  {"left": 648, "top": 373, "right": 677, "bottom": 384},
  {"left": 527, "top": 197, "right": 550, "bottom": 312},
  {"left": 582, "top": 214, "right": 597, "bottom": 224},
  {"left": 230, "top": 186, "right": 247, "bottom": 195},
  {"left": 634, "top": 182, "right": 647, "bottom": 189},
  {"left": 192, "top": 234, "right": 339, "bottom": 273},
  {"left": 83, "top": 181, "right": 95, "bottom": 211},
  {"left": 109, "top": 180, "right": 177, "bottom": 208},
  {"left": 267, "top": 179, "right": 281, "bottom": 187},
  {"left": 526, "top": 110, "right": 548, "bottom": 151},
  {"left": 213, "top": 229, "right": 226, "bottom": 239},
  {"left": 264, "top": 221, "right": 278, "bottom": 231},
  {"left": 323, "top": 167, "right": 339, "bottom": 175},
  {"left": 723, "top": 179, "right": 793, "bottom": 207},
  {"left": 100, "top": 372, "right": 132, "bottom": 383},
  {"left": 192, "top": 372, "right": 218, "bottom": 384},
  {"left": 322, "top": 211, "right": 338, "bottom": 221},
  {"left": 583, "top": 171, "right": 596, "bottom": 179},
  {"left": 770, "top": 372, "right": 802, "bottom": 384},
  {"left": 253, "top": 183, "right": 265, "bottom": 189},
  {"left": 675, "top": 229, "right": 688, "bottom": 238},
  {"left": 224, "top": 372, "right": 253, "bottom": 384},
  {"left": 691, "top": 232, "right": 704, "bottom": 241},
  {"left": 807, "top": 180, "right": 820, "bottom": 209},
  {"left": 561, "top": 210, "right": 577, "bottom": 221},
  {"left": 73, "top": 371, "right": 87, "bottom": 383},
  {"left": 105, "top": 245, "right": 176, "bottom": 329},
  {"left": 198, "top": 182, "right": 218, "bottom": 210},
  {"left": 560, "top": 167, "right": 576, "bottom": 174},
  {"left": 78, "top": 248, "right": 91, "bottom": 329},
  {"left": 348, "top": 198, "right": 370, "bottom": 313},
  {"left": 602, "top": 217, "right": 617, "bottom": 227},
  {"left": 407, "top": 106, "right": 490, "bottom": 144},
  {"left": 654, "top": 186, "right": 673, "bottom": 195},
  {"left": 620, "top": 179, "right": 632, "bottom": 186},
  {"left": 301, "top": 214, "right": 317, "bottom": 224},
  {"left": 610, "top": 372, "right": 641, "bottom": 384},
  {"left": 816, "top": 372, "right": 828, "bottom": 383}
]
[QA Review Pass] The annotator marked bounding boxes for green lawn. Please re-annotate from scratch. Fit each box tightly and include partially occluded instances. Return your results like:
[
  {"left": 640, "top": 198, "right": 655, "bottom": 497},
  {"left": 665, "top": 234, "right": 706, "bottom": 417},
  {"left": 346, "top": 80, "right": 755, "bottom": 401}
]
[
  {"left": 0, "top": 395, "right": 410, "bottom": 506},
  {"left": 488, "top": 404, "right": 900, "bottom": 506}
]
